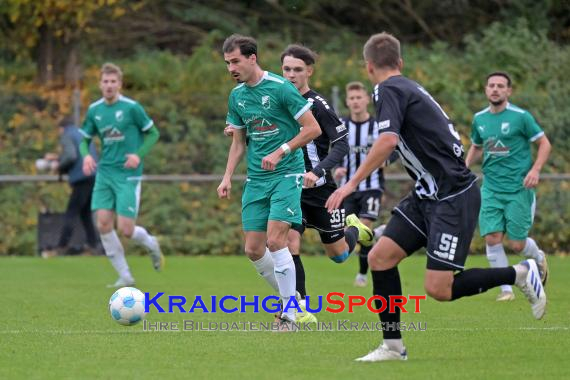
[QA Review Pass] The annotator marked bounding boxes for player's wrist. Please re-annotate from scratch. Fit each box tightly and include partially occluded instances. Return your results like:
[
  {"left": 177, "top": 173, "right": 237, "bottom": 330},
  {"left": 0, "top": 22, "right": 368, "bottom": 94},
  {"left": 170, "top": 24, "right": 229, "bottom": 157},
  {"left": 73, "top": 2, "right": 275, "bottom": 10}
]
[{"left": 280, "top": 143, "right": 291, "bottom": 155}]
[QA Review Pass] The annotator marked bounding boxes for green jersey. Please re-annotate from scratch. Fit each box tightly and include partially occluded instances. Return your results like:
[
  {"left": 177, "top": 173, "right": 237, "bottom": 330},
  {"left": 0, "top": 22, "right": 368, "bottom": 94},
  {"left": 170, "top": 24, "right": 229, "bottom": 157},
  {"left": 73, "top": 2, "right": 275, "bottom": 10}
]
[
  {"left": 471, "top": 102, "right": 543, "bottom": 193},
  {"left": 226, "top": 71, "right": 311, "bottom": 180},
  {"left": 81, "top": 95, "right": 154, "bottom": 177}
]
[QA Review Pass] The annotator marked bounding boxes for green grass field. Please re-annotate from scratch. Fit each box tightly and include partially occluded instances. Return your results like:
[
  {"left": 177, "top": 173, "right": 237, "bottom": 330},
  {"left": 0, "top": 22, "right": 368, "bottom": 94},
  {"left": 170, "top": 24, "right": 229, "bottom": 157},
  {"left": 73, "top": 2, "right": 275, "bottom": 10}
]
[{"left": 2, "top": 254, "right": 569, "bottom": 379}]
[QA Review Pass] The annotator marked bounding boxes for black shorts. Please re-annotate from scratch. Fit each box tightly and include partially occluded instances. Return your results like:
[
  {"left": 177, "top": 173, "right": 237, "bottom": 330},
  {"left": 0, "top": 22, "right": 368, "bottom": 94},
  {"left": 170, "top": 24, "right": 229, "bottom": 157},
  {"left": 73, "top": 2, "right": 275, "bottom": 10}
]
[
  {"left": 291, "top": 184, "right": 345, "bottom": 244},
  {"left": 344, "top": 189, "right": 383, "bottom": 221},
  {"left": 382, "top": 182, "right": 481, "bottom": 271}
]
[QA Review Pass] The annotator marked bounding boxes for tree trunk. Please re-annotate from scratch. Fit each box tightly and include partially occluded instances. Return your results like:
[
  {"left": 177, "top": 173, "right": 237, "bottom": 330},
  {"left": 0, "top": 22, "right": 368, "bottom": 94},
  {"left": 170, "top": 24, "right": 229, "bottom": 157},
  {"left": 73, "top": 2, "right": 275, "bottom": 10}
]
[{"left": 37, "top": 25, "right": 54, "bottom": 84}]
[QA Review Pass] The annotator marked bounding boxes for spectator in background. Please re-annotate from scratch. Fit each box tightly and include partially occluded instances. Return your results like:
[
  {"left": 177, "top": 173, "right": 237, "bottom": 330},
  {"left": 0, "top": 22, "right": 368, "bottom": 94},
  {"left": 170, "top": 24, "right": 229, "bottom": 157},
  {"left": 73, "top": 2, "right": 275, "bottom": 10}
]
[{"left": 44, "top": 116, "right": 99, "bottom": 255}]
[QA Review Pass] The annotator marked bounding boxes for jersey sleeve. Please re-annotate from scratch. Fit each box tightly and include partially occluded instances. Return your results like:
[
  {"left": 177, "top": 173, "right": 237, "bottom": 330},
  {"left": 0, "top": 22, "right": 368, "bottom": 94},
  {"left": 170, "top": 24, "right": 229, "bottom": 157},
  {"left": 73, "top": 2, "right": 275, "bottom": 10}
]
[
  {"left": 523, "top": 111, "right": 544, "bottom": 142},
  {"left": 470, "top": 116, "right": 483, "bottom": 146},
  {"left": 312, "top": 98, "right": 347, "bottom": 143},
  {"left": 281, "top": 81, "right": 311, "bottom": 120},
  {"left": 374, "top": 85, "right": 404, "bottom": 136},
  {"left": 80, "top": 107, "right": 96, "bottom": 138},
  {"left": 132, "top": 102, "right": 154, "bottom": 132},
  {"left": 226, "top": 92, "right": 245, "bottom": 129}
]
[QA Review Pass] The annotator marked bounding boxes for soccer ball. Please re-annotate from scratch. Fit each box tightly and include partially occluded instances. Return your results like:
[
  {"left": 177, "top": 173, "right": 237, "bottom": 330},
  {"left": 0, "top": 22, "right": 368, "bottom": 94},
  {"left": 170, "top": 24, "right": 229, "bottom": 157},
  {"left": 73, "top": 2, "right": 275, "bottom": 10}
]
[{"left": 109, "top": 287, "right": 146, "bottom": 326}]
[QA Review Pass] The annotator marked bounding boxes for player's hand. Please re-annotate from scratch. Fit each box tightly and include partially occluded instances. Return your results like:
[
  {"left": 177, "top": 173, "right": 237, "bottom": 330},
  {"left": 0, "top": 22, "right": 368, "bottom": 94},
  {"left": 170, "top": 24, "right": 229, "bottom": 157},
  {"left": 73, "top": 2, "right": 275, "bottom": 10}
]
[
  {"left": 333, "top": 167, "right": 347, "bottom": 181},
  {"left": 124, "top": 154, "right": 141, "bottom": 169},
  {"left": 303, "top": 172, "right": 319, "bottom": 188},
  {"left": 82, "top": 155, "right": 97, "bottom": 176},
  {"left": 217, "top": 178, "right": 231, "bottom": 199},
  {"left": 261, "top": 150, "right": 284, "bottom": 171},
  {"left": 224, "top": 125, "right": 235, "bottom": 137},
  {"left": 523, "top": 168, "right": 540, "bottom": 188},
  {"left": 326, "top": 182, "right": 356, "bottom": 213}
]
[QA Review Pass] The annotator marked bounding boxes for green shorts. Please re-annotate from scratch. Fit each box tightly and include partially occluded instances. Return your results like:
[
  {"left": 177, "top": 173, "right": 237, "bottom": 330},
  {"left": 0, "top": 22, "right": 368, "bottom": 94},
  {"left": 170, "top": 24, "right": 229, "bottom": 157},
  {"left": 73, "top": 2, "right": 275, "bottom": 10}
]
[
  {"left": 241, "top": 175, "right": 303, "bottom": 232},
  {"left": 92, "top": 174, "right": 142, "bottom": 219},
  {"left": 479, "top": 186, "right": 536, "bottom": 241}
]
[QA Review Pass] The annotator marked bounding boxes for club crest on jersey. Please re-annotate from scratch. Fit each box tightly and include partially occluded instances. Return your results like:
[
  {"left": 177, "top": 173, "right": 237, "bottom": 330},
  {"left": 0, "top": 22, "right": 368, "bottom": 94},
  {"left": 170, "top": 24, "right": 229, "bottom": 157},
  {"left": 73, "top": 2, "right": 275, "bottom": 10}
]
[
  {"left": 261, "top": 95, "right": 271, "bottom": 110},
  {"left": 115, "top": 110, "right": 124, "bottom": 122},
  {"left": 501, "top": 122, "right": 510, "bottom": 134}
]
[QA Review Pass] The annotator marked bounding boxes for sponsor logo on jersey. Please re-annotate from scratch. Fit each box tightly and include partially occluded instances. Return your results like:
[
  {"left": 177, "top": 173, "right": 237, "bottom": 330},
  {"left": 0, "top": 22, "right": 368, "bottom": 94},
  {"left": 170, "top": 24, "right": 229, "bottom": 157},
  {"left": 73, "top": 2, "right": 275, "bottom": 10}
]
[
  {"left": 336, "top": 124, "right": 347, "bottom": 133},
  {"left": 378, "top": 120, "right": 390, "bottom": 130},
  {"left": 103, "top": 126, "right": 125, "bottom": 143},
  {"left": 485, "top": 138, "right": 510, "bottom": 156}
]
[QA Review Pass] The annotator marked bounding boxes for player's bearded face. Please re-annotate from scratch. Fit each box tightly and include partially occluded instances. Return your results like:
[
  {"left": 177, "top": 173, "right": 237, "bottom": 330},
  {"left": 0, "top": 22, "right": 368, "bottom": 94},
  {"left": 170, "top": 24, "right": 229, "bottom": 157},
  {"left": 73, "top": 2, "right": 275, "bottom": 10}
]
[
  {"left": 224, "top": 49, "right": 255, "bottom": 83},
  {"left": 100, "top": 74, "right": 122, "bottom": 101},
  {"left": 485, "top": 77, "right": 511, "bottom": 106}
]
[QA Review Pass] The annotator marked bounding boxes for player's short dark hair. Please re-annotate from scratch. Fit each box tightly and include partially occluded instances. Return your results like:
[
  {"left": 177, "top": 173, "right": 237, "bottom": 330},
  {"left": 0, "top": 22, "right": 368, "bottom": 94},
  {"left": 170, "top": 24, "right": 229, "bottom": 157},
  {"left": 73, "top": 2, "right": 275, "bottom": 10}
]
[
  {"left": 363, "top": 32, "right": 401, "bottom": 70},
  {"left": 100, "top": 62, "right": 123, "bottom": 80},
  {"left": 345, "top": 81, "right": 367, "bottom": 93},
  {"left": 486, "top": 71, "right": 512, "bottom": 87},
  {"left": 280, "top": 44, "right": 317, "bottom": 65},
  {"left": 222, "top": 34, "right": 257, "bottom": 57}
]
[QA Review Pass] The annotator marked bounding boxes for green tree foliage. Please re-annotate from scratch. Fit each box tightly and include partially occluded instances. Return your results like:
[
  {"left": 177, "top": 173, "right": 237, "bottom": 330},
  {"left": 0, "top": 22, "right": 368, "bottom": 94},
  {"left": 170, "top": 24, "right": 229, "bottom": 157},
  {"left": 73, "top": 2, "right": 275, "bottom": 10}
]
[{"left": 0, "top": 11, "right": 569, "bottom": 255}]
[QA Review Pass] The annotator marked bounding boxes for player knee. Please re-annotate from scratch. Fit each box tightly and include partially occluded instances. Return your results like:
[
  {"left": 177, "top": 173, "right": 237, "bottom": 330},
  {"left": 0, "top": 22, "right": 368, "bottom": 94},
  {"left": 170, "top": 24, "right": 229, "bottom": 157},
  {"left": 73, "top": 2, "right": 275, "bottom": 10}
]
[
  {"left": 424, "top": 284, "right": 451, "bottom": 302},
  {"left": 244, "top": 247, "right": 264, "bottom": 261},
  {"left": 266, "top": 239, "right": 286, "bottom": 253},
  {"left": 508, "top": 240, "right": 525, "bottom": 253},
  {"left": 97, "top": 220, "right": 113, "bottom": 234}
]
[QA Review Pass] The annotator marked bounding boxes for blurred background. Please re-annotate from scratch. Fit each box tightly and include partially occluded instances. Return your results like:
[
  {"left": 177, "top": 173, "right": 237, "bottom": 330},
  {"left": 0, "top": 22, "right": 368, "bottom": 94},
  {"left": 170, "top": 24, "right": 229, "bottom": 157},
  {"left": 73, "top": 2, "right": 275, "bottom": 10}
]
[{"left": 0, "top": 0, "right": 568, "bottom": 255}]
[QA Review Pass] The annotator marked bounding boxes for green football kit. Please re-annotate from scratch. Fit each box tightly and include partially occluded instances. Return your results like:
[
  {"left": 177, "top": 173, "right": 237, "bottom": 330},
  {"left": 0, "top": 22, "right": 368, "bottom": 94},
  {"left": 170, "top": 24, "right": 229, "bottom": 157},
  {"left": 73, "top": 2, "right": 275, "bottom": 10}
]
[
  {"left": 226, "top": 71, "right": 312, "bottom": 231},
  {"left": 471, "top": 102, "right": 544, "bottom": 240},
  {"left": 81, "top": 95, "right": 154, "bottom": 218}
]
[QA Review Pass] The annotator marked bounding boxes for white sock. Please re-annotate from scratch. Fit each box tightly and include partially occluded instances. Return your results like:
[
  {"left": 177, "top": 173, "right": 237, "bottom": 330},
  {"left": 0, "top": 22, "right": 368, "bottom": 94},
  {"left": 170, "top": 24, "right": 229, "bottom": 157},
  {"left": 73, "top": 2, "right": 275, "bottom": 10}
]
[
  {"left": 486, "top": 243, "right": 513, "bottom": 293},
  {"left": 384, "top": 339, "right": 405, "bottom": 352},
  {"left": 521, "top": 238, "right": 544, "bottom": 263},
  {"left": 272, "top": 247, "right": 296, "bottom": 321},
  {"left": 513, "top": 263, "right": 529, "bottom": 287},
  {"left": 251, "top": 248, "right": 279, "bottom": 293},
  {"left": 101, "top": 230, "right": 132, "bottom": 280},
  {"left": 131, "top": 226, "right": 154, "bottom": 250}
]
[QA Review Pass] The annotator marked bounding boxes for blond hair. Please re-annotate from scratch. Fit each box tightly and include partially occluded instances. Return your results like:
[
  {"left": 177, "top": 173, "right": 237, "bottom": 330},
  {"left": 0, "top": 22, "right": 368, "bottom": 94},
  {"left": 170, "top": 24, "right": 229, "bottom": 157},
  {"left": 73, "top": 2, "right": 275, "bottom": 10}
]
[{"left": 100, "top": 62, "right": 123, "bottom": 81}]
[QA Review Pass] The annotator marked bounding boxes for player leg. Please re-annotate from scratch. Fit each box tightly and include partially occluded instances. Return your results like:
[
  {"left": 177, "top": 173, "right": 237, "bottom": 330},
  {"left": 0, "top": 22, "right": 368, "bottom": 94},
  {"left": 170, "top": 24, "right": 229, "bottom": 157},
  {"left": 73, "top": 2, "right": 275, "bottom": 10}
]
[
  {"left": 116, "top": 178, "right": 163, "bottom": 271},
  {"left": 479, "top": 188, "right": 514, "bottom": 300},
  {"left": 504, "top": 188, "right": 548, "bottom": 284},
  {"left": 242, "top": 181, "right": 279, "bottom": 294},
  {"left": 426, "top": 185, "right": 545, "bottom": 320},
  {"left": 267, "top": 176, "right": 303, "bottom": 325},
  {"left": 92, "top": 175, "right": 134, "bottom": 287},
  {"left": 352, "top": 191, "right": 381, "bottom": 286}
]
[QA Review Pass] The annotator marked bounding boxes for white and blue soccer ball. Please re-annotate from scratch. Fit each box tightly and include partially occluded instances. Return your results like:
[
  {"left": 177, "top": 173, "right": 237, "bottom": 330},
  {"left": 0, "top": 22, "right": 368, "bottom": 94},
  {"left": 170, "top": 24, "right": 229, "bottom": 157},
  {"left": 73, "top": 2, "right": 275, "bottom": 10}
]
[{"left": 109, "top": 287, "right": 146, "bottom": 326}]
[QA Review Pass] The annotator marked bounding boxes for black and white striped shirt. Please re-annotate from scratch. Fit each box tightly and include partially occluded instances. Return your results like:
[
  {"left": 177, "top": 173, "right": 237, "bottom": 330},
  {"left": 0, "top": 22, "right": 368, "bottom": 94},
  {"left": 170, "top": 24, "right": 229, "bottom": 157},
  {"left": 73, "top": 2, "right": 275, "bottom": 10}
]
[
  {"left": 373, "top": 75, "right": 476, "bottom": 199},
  {"left": 339, "top": 117, "right": 387, "bottom": 192}
]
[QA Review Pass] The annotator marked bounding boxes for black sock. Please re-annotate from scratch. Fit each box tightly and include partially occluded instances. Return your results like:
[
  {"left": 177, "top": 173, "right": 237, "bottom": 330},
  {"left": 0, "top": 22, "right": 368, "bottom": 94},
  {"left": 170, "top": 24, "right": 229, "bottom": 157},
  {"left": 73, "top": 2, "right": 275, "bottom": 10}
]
[
  {"left": 451, "top": 267, "right": 516, "bottom": 300},
  {"left": 372, "top": 267, "right": 402, "bottom": 340},
  {"left": 345, "top": 226, "right": 358, "bottom": 253},
  {"left": 292, "top": 255, "right": 306, "bottom": 298},
  {"left": 359, "top": 245, "right": 372, "bottom": 275}
]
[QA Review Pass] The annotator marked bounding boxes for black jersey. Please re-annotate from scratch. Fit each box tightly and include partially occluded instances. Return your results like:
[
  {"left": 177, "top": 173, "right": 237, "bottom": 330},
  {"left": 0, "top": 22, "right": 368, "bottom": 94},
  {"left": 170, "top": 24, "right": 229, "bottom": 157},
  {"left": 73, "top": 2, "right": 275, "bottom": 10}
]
[
  {"left": 373, "top": 75, "right": 476, "bottom": 199},
  {"left": 302, "top": 89, "right": 348, "bottom": 187},
  {"left": 339, "top": 116, "right": 387, "bottom": 192}
]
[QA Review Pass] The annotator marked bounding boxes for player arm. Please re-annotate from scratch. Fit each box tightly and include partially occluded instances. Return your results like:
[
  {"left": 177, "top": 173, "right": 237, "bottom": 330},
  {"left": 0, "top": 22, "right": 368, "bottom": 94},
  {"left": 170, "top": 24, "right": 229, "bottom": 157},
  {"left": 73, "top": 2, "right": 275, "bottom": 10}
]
[
  {"left": 346, "top": 132, "right": 399, "bottom": 188},
  {"left": 136, "top": 125, "right": 160, "bottom": 158},
  {"left": 465, "top": 144, "right": 483, "bottom": 168},
  {"left": 222, "top": 127, "right": 247, "bottom": 180},
  {"left": 311, "top": 135, "right": 349, "bottom": 178},
  {"left": 284, "top": 110, "right": 321, "bottom": 152},
  {"left": 530, "top": 135, "right": 551, "bottom": 174}
]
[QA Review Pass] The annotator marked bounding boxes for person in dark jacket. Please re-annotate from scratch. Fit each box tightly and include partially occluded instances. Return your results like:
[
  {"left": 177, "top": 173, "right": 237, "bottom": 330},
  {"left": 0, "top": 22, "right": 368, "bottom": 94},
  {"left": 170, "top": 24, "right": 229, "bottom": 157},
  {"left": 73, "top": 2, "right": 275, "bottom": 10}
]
[{"left": 47, "top": 116, "right": 99, "bottom": 254}]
